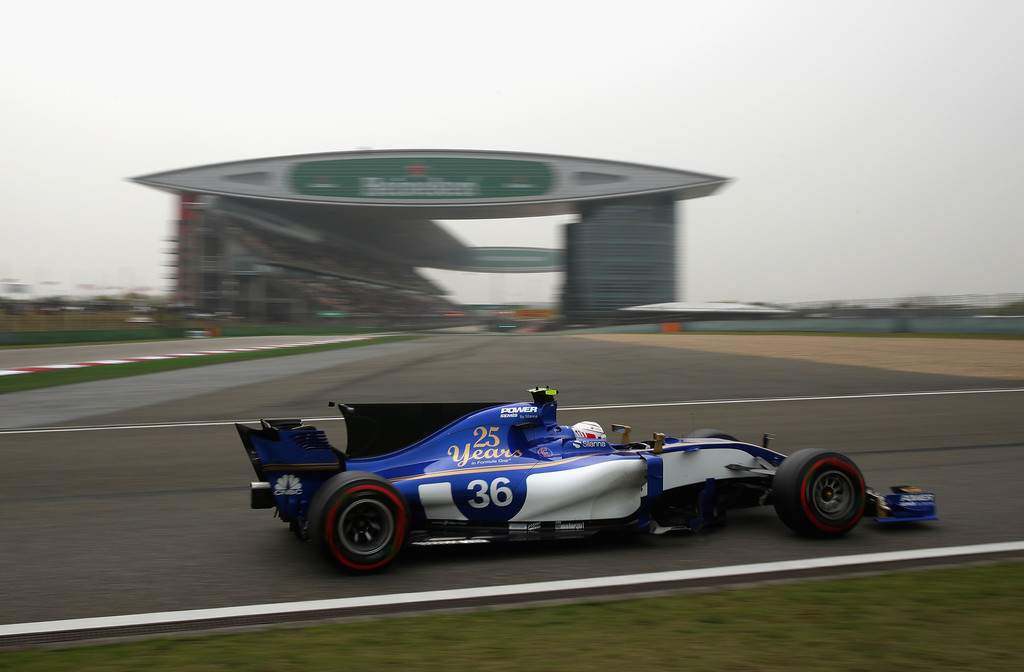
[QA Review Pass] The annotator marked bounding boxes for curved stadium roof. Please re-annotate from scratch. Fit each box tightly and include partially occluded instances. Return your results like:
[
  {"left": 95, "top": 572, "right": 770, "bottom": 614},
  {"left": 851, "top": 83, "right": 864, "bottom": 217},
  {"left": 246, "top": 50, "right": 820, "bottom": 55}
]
[{"left": 131, "top": 149, "right": 731, "bottom": 220}]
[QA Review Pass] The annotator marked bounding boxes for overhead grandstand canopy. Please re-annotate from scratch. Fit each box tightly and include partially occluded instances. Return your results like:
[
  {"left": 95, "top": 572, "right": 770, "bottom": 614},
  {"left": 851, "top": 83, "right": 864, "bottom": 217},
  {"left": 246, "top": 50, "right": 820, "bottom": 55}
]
[{"left": 132, "top": 149, "right": 730, "bottom": 219}]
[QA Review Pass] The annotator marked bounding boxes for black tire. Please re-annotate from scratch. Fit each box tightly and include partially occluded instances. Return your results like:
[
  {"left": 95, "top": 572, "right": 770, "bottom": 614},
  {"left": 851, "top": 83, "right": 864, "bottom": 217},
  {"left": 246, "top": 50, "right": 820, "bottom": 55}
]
[
  {"left": 308, "top": 472, "right": 411, "bottom": 572},
  {"left": 772, "top": 449, "right": 866, "bottom": 538},
  {"left": 685, "top": 428, "right": 739, "bottom": 441}
]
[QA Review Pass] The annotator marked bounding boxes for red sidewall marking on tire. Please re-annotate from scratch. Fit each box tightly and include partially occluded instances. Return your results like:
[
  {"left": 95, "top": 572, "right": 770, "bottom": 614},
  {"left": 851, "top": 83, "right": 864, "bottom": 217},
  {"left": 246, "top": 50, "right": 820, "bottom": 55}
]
[
  {"left": 798, "top": 457, "right": 865, "bottom": 533},
  {"left": 324, "top": 484, "right": 408, "bottom": 571}
]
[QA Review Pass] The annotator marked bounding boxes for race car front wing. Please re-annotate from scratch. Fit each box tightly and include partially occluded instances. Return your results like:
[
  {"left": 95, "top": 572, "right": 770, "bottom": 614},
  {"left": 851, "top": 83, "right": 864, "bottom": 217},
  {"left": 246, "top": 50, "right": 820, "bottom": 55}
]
[{"left": 868, "top": 486, "right": 938, "bottom": 523}]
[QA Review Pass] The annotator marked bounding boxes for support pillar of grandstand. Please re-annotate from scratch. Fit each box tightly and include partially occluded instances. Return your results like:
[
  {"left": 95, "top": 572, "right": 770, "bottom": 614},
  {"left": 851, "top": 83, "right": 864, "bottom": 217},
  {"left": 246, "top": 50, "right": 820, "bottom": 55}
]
[{"left": 562, "top": 195, "right": 677, "bottom": 323}]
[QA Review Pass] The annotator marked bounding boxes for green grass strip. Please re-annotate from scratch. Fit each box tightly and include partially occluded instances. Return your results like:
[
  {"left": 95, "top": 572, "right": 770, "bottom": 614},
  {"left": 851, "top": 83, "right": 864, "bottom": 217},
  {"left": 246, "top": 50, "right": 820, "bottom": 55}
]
[
  {"left": 2, "top": 561, "right": 1022, "bottom": 670},
  {"left": 0, "top": 335, "right": 422, "bottom": 395}
]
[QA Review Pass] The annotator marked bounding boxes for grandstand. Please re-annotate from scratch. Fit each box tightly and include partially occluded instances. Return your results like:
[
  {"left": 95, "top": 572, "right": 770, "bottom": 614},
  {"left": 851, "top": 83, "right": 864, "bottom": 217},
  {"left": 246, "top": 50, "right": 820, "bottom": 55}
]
[
  {"left": 134, "top": 150, "right": 730, "bottom": 325},
  {"left": 203, "top": 200, "right": 459, "bottom": 323}
]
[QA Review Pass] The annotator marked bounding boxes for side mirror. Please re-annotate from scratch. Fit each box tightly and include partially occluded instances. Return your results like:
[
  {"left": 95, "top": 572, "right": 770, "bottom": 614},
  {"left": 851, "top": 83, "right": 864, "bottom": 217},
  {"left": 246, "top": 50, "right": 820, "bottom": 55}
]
[{"left": 611, "top": 424, "right": 632, "bottom": 443}]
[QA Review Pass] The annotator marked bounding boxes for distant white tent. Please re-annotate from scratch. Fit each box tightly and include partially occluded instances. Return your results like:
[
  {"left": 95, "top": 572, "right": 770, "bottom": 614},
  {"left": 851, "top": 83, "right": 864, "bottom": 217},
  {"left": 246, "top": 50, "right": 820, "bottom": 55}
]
[{"left": 621, "top": 302, "right": 791, "bottom": 316}]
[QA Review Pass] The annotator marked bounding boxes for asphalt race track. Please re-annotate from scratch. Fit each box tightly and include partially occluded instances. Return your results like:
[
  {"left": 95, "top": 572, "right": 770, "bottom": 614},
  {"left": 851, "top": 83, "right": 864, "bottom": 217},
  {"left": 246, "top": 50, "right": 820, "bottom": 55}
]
[{"left": 2, "top": 333, "right": 1023, "bottom": 638}]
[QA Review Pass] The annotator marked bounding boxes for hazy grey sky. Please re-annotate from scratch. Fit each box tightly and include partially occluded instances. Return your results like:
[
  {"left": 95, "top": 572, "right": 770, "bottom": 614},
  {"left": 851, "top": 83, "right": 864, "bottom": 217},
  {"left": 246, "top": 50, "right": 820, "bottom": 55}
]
[{"left": 2, "top": 0, "right": 1021, "bottom": 306}]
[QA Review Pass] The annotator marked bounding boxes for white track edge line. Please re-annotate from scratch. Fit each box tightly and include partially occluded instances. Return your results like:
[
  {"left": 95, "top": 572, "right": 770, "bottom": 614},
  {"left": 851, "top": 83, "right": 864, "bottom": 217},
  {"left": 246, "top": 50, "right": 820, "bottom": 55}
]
[
  {"left": 567, "top": 387, "right": 1024, "bottom": 410},
  {"left": 2, "top": 387, "right": 1022, "bottom": 435},
  {"left": 3, "top": 541, "right": 1023, "bottom": 637}
]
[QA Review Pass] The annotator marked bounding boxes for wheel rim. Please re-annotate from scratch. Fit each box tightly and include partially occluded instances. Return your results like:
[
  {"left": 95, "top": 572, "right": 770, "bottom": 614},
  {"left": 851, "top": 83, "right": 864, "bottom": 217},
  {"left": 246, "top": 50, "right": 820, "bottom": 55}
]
[
  {"left": 337, "top": 497, "right": 395, "bottom": 557},
  {"left": 808, "top": 468, "right": 856, "bottom": 521}
]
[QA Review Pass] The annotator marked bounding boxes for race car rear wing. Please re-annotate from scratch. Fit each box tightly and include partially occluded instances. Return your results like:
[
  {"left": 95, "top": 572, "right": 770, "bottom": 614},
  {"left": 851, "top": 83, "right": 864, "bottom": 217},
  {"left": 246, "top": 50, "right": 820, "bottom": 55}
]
[{"left": 330, "top": 401, "right": 501, "bottom": 458}]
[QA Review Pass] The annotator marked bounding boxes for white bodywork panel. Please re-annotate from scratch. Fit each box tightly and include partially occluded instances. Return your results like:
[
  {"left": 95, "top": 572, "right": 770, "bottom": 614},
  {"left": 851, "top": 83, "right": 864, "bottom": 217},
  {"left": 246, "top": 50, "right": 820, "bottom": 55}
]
[
  {"left": 418, "top": 481, "right": 467, "bottom": 520},
  {"left": 512, "top": 460, "right": 647, "bottom": 521},
  {"left": 660, "top": 447, "right": 765, "bottom": 490}
]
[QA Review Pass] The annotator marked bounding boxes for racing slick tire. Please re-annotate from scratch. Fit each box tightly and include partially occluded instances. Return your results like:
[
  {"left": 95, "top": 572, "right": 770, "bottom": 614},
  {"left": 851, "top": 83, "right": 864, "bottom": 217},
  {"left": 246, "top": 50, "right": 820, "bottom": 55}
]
[
  {"left": 309, "top": 471, "right": 411, "bottom": 572},
  {"left": 772, "top": 449, "right": 866, "bottom": 538},
  {"left": 685, "top": 428, "right": 739, "bottom": 441}
]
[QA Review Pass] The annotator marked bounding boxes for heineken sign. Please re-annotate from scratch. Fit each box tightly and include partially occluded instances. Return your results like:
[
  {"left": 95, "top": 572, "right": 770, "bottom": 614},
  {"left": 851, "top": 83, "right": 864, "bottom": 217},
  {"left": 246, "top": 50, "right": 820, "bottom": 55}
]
[{"left": 291, "top": 157, "right": 554, "bottom": 199}]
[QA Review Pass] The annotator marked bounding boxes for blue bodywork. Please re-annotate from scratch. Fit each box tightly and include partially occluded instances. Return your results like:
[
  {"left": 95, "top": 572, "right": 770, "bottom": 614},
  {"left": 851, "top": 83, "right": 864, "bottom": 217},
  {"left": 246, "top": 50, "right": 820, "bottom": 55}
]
[{"left": 236, "top": 387, "right": 936, "bottom": 555}]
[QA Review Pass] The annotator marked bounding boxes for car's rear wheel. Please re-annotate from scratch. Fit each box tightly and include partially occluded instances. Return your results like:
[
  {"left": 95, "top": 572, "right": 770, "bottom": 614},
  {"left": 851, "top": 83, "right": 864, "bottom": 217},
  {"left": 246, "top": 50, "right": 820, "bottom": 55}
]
[
  {"left": 309, "top": 472, "right": 410, "bottom": 572},
  {"left": 772, "top": 449, "right": 865, "bottom": 538}
]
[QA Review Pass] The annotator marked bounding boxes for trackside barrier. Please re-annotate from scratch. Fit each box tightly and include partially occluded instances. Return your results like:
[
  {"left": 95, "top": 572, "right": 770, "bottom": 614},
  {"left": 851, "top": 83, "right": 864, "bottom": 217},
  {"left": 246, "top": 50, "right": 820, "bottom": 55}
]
[
  {"left": 681, "top": 316, "right": 1024, "bottom": 335},
  {"left": 0, "top": 328, "right": 183, "bottom": 346},
  {"left": 0, "top": 326, "right": 369, "bottom": 346}
]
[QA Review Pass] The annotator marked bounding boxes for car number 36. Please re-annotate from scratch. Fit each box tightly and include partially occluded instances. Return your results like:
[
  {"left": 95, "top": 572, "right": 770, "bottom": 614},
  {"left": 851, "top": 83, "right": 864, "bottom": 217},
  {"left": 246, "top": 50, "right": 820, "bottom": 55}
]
[{"left": 467, "top": 477, "right": 514, "bottom": 508}]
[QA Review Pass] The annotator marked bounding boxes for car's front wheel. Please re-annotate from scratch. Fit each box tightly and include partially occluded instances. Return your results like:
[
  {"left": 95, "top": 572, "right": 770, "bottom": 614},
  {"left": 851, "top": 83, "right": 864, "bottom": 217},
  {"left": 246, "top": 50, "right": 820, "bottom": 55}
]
[
  {"left": 772, "top": 449, "right": 865, "bottom": 538},
  {"left": 309, "top": 472, "right": 410, "bottom": 572}
]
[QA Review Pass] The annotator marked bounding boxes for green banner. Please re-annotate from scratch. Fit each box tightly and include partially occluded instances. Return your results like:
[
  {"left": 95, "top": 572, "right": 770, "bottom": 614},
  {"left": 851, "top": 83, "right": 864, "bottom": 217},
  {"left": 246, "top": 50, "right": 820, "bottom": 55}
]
[
  {"left": 291, "top": 157, "right": 553, "bottom": 199},
  {"left": 468, "top": 247, "right": 563, "bottom": 270}
]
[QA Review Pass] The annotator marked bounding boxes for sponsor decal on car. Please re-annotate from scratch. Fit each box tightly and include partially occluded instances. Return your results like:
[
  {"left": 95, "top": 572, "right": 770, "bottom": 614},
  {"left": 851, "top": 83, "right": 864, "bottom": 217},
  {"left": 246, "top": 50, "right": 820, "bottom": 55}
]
[
  {"left": 500, "top": 405, "right": 539, "bottom": 418},
  {"left": 509, "top": 522, "right": 542, "bottom": 533},
  {"left": 572, "top": 440, "right": 609, "bottom": 449},
  {"left": 448, "top": 445, "right": 524, "bottom": 467},
  {"left": 897, "top": 493, "right": 935, "bottom": 504},
  {"left": 274, "top": 474, "right": 303, "bottom": 496},
  {"left": 448, "top": 426, "right": 524, "bottom": 467}
]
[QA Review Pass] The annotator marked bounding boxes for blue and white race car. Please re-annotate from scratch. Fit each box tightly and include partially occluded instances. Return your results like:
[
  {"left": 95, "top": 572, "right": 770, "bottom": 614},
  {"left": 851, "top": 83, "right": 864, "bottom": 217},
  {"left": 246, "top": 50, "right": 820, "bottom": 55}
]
[{"left": 236, "top": 387, "right": 936, "bottom": 572}]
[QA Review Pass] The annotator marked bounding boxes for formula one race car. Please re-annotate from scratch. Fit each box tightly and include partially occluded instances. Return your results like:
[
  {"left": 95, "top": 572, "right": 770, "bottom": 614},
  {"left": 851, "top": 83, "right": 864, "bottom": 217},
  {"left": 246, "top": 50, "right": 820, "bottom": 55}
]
[{"left": 236, "top": 387, "right": 936, "bottom": 572}]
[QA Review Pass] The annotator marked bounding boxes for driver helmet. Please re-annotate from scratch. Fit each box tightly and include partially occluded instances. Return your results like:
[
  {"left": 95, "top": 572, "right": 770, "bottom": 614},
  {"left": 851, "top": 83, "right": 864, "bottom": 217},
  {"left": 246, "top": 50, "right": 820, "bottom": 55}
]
[{"left": 572, "top": 421, "right": 606, "bottom": 440}]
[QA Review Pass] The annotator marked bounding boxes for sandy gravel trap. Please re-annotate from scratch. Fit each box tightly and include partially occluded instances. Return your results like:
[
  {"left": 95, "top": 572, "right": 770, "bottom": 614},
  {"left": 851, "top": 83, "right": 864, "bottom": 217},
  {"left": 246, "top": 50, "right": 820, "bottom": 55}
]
[{"left": 571, "top": 334, "right": 1024, "bottom": 380}]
